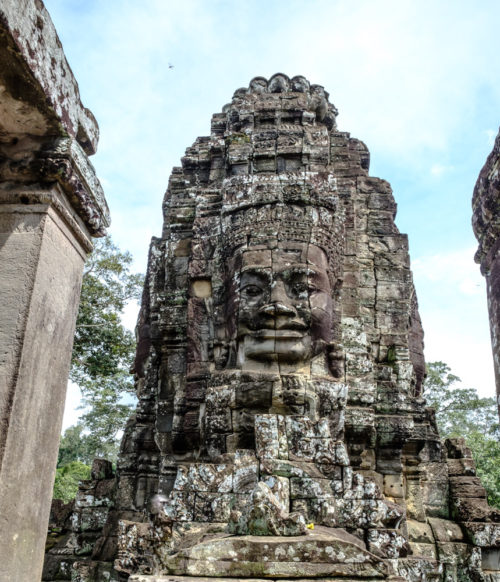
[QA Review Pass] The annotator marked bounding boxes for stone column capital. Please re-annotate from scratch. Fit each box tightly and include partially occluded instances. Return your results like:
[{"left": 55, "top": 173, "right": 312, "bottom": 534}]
[
  {"left": 0, "top": 135, "right": 109, "bottom": 237},
  {"left": 34, "top": 137, "right": 110, "bottom": 236}
]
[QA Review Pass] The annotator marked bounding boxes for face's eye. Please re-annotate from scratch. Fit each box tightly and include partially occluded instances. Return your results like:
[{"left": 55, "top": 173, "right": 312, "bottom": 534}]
[
  {"left": 291, "top": 281, "right": 317, "bottom": 297},
  {"left": 242, "top": 284, "right": 263, "bottom": 297},
  {"left": 292, "top": 282, "right": 309, "bottom": 295}
]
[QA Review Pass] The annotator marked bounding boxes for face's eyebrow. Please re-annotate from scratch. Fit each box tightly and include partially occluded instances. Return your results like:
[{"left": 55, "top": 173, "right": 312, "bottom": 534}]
[
  {"left": 240, "top": 267, "right": 272, "bottom": 280},
  {"left": 279, "top": 266, "right": 317, "bottom": 277}
]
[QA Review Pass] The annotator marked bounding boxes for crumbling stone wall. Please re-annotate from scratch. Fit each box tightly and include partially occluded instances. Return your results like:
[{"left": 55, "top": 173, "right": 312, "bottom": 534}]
[
  {"left": 473, "top": 128, "right": 500, "bottom": 421},
  {"left": 44, "top": 460, "right": 115, "bottom": 580}
]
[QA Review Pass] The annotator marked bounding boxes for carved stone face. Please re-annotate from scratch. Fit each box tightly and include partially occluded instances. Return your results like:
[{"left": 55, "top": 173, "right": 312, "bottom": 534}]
[
  {"left": 268, "top": 74, "right": 290, "bottom": 94},
  {"left": 234, "top": 243, "right": 333, "bottom": 371},
  {"left": 249, "top": 77, "right": 268, "bottom": 93},
  {"left": 291, "top": 75, "right": 310, "bottom": 93}
]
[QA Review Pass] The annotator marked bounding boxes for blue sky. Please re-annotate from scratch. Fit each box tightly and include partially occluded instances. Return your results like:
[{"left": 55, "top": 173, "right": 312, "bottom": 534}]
[{"left": 42, "top": 0, "right": 500, "bottom": 427}]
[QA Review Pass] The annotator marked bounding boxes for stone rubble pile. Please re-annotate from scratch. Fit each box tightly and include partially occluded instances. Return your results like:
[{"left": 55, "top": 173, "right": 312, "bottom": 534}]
[{"left": 43, "top": 459, "right": 115, "bottom": 580}]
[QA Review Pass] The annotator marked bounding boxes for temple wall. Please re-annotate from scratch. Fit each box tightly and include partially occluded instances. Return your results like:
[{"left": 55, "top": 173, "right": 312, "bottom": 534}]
[{"left": 473, "top": 128, "right": 500, "bottom": 421}]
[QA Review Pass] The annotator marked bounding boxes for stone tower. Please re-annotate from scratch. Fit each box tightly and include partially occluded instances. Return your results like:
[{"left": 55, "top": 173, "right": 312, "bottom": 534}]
[
  {"left": 473, "top": 128, "right": 500, "bottom": 422},
  {"left": 54, "top": 75, "right": 500, "bottom": 581}
]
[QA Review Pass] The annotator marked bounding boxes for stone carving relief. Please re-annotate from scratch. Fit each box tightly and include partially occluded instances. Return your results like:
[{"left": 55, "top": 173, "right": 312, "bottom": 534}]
[
  {"left": 233, "top": 242, "right": 333, "bottom": 372},
  {"left": 44, "top": 74, "right": 500, "bottom": 582}
]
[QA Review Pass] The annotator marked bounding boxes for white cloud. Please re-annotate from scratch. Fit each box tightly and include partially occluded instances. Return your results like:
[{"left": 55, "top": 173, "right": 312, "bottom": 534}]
[
  {"left": 485, "top": 128, "right": 498, "bottom": 146},
  {"left": 412, "top": 247, "right": 480, "bottom": 286},
  {"left": 430, "top": 164, "right": 454, "bottom": 177},
  {"left": 412, "top": 248, "right": 495, "bottom": 397},
  {"left": 423, "top": 329, "right": 493, "bottom": 396},
  {"left": 122, "top": 301, "right": 141, "bottom": 333},
  {"left": 459, "top": 277, "right": 482, "bottom": 296}
]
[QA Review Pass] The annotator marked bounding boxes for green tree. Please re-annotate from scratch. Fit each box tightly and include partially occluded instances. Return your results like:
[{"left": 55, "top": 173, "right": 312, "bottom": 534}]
[
  {"left": 53, "top": 461, "right": 91, "bottom": 503},
  {"left": 424, "top": 361, "right": 500, "bottom": 508},
  {"left": 57, "top": 423, "right": 94, "bottom": 466},
  {"left": 71, "top": 236, "right": 142, "bottom": 387},
  {"left": 59, "top": 236, "right": 143, "bottom": 468}
]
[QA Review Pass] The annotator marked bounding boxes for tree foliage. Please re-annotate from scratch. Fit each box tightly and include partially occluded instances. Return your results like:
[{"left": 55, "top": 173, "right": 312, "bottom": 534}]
[
  {"left": 57, "top": 423, "right": 94, "bottom": 466},
  {"left": 71, "top": 236, "right": 142, "bottom": 390},
  {"left": 424, "top": 361, "right": 500, "bottom": 508},
  {"left": 57, "top": 237, "right": 143, "bottom": 476},
  {"left": 53, "top": 461, "right": 91, "bottom": 503}
]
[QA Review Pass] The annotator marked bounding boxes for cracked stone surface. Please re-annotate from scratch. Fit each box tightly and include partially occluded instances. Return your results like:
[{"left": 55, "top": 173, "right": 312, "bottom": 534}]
[{"left": 45, "top": 74, "right": 500, "bottom": 582}]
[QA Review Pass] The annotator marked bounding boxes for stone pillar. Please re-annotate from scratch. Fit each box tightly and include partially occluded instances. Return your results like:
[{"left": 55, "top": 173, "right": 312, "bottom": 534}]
[
  {"left": 0, "top": 2, "right": 109, "bottom": 580},
  {"left": 473, "top": 128, "right": 500, "bottom": 421}
]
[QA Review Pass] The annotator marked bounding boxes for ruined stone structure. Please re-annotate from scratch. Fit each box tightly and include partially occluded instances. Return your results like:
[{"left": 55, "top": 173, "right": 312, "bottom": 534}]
[
  {"left": 0, "top": 1, "right": 108, "bottom": 580},
  {"left": 473, "top": 129, "right": 500, "bottom": 421},
  {"left": 46, "top": 75, "right": 500, "bottom": 581}
]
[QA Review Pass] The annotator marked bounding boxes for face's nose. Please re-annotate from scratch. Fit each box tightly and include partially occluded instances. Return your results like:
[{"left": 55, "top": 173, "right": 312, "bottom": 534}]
[
  {"left": 270, "top": 279, "right": 288, "bottom": 303},
  {"left": 259, "top": 280, "right": 296, "bottom": 317},
  {"left": 259, "top": 302, "right": 295, "bottom": 317}
]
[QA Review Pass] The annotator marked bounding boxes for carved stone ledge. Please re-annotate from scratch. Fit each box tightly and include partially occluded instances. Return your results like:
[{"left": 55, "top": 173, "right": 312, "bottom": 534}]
[
  {"left": 0, "top": 137, "right": 108, "bottom": 236},
  {"left": 0, "top": 0, "right": 99, "bottom": 154},
  {"left": 35, "top": 138, "right": 110, "bottom": 236}
]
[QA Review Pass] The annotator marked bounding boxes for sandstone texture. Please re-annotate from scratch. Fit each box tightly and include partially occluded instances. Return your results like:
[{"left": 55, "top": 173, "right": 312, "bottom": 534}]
[
  {"left": 0, "top": 1, "right": 108, "bottom": 580},
  {"left": 47, "top": 75, "right": 499, "bottom": 581},
  {"left": 473, "top": 127, "right": 500, "bottom": 421}
]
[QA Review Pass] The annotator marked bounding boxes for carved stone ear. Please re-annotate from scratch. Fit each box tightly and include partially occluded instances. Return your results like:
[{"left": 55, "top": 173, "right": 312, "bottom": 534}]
[
  {"left": 215, "top": 339, "right": 237, "bottom": 369},
  {"left": 214, "top": 340, "right": 229, "bottom": 369},
  {"left": 327, "top": 342, "right": 345, "bottom": 379}
]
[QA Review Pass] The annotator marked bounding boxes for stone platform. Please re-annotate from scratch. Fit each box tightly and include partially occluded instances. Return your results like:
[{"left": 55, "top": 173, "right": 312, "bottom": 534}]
[
  {"left": 130, "top": 578, "right": 392, "bottom": 582},
  {"left": 155, "top": 527, "right": 387, "bottom": 579}
]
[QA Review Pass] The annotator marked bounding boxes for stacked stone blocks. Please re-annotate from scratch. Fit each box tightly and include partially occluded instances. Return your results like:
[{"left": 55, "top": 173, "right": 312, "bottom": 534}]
[{"left": 44, "top": 74, "right": 500, "bottom": 581}]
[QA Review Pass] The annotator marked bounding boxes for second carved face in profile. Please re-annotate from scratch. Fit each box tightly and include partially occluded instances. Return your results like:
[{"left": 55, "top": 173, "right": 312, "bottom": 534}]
[{"left": 232, "top": 242, "right": 333, "bottom": 372}]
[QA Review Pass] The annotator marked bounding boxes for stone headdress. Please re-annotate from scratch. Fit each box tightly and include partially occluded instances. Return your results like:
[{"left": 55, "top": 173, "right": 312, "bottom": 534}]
[{"left": 218, "top": 174, "right": 345, "bottom": 288}]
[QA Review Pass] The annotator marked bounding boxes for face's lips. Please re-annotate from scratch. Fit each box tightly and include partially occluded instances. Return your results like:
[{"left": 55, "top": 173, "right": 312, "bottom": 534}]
[
  {"left": 242, "top": 318, "right": 309, "bottom": 334},
  {"left": 275, "top": 320, "right": 308, "bottom": 331},
  {"left": 248, "top": 329, "right": 306, "bottom": 339}
]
